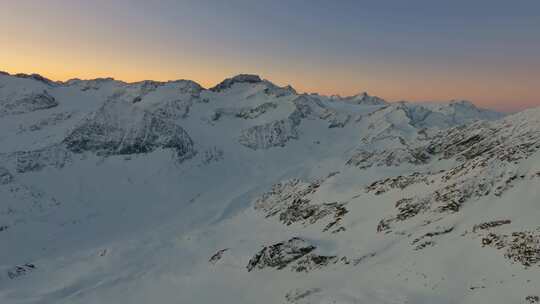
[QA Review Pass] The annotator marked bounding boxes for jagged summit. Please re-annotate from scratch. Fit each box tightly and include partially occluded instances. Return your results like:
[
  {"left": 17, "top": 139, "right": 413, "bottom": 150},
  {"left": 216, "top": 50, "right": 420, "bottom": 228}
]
[
  {"left": 341, "top": 91, "right": 388, "bottom": 105},
  {"left": 210, "top": 74, "right": 263, "bottom": 92}
]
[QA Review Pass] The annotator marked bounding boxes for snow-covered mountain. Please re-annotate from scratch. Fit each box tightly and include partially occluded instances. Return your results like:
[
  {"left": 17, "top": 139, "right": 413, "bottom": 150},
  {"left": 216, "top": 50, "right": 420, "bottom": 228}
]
[{"left": 1, "top": 71, "right": 538, "bottom": 304}]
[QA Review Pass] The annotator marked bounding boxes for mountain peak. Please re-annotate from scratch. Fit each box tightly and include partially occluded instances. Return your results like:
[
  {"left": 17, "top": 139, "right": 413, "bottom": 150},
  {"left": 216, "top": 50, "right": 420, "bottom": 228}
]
[
  {"left": 210, "top": 74, "right": 263, "bottom": 92},
  {"left": 448, "top": 99, "right": 475, "bottom": 107},
  {"left": 341, "top": 91, "right": 387, "bottom": 105}
]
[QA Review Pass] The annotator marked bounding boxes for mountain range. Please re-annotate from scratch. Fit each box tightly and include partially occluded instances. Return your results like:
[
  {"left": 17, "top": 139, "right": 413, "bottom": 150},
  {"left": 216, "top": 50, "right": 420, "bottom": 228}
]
[{"left": 1, "top": 71, "right": 538, "bottom": 304}]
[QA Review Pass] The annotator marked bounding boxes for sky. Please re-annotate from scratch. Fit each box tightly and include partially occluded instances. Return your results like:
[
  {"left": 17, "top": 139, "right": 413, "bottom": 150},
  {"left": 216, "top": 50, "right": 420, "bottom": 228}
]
[{"left": 1, "top": 0, "right": 539, "bottom": 112}]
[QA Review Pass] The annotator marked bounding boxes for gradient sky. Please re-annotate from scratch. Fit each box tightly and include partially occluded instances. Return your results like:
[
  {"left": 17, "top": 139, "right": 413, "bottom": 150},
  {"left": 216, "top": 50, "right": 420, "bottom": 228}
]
[{"left": 1, "top": 0, "right": 539, "bottom": 111}]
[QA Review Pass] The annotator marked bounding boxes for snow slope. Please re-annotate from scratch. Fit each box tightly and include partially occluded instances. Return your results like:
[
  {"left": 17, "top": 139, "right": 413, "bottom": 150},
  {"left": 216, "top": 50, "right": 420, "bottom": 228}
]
[{"left": 1, "top": 71, "right": 538, "bottom": 304}]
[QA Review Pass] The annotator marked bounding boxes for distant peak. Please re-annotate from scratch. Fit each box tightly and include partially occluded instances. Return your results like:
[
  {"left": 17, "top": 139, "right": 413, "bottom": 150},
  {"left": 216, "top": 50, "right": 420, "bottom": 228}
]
[
  {"left": 210, "top": 74, "right": 263, "bottom": 92},
  {"left": 230, "top": 74, "right": 262, "bottom": 83},
  {"left": 449, "top": 99, "right": 475, "bottom": 106},
  {"left": 341, "top": 91, "right": 387, "bottom": 105}
]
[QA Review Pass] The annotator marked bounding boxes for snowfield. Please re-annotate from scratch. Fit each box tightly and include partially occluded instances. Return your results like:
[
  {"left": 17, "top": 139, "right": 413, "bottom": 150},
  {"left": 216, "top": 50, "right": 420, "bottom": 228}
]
[{"left": 0, "top": 72, "right": 538, "bottom": 304}]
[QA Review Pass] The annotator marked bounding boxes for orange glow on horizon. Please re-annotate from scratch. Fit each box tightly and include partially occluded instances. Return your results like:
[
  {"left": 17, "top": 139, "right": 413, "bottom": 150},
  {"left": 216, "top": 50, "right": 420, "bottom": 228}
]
[{"left": 1, "top": 39, "right": 537, "bottom": 113}]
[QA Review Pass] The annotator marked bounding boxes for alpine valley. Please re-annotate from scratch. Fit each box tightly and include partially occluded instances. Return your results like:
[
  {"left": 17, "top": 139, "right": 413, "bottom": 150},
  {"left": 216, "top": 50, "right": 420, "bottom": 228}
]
[{"left": 1, "top": 72, "right": 539, "bottom": 304}]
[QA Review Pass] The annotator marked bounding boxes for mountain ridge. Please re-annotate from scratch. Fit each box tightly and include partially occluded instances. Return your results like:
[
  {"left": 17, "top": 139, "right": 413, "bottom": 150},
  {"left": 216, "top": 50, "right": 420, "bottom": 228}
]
[{"left": 0, "top": 71, "right": 509, "bottom": 114}]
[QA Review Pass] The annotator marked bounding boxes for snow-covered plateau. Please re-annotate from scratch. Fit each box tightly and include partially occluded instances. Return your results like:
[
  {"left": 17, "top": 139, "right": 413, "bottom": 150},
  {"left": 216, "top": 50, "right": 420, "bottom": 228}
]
[{"left": 0, "top": 72, "right": 539, "bottom": 304}]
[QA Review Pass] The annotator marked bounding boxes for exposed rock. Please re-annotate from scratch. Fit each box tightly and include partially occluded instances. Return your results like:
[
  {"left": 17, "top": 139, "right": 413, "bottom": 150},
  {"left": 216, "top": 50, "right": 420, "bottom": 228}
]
[
  {"left": 18, "top": 112, "right": 73, "bottom": 133},
  {"left": 473, "top": 220, "right": 512, "bottom": 233},
  {"left": 209, "top": 248, "right": 229, "bottom": 264},
  {"left": 238, "top": 113, "right": 300, "bottom": 149},
  {"left": 411, "top": 226, "right": 454, "bottom": 250},
  {"left": 505, "top": 231, "right": 540, "bottom": 267},
  {"left": 291, "top": 253, "right": 339, "bottom": 273},
  {"left": 63, "top": 98, "right": 195, "bottom": 159},
  {"left": 254, "top": 175, "right": 347, "bottom": 232},
  {"left": 285, "top": 288, "right": 322, "bottom": 304},
  {"left": 1, "top": 90, "right": 58, "bottom": 116},
  {"left": 235, "top": 102, "right": 278, "bottom": 119},
  {"left": 7, "top": 263, "right": 36, "bottom": 279},
  {"left": 247, "top": 237, "right": 316, "bottom": 271},
  {"left": 347, "top": 147, "right": 430, "bottom": 169},
  {"left": 210, "top": 74, "right": 262, "bottom": 92},
  {"left": 212, "top": 102, "right": 278, "bottom": 122},
  {"left": 328, "top": 114, "right": 351, "bottom": 128},
  {"left": 480, "top": 228, "right": 540, "bottom": 267},
  {"left": 247, "top": 237, "right": 343, "bottom": 273},
  {"left": 366, "top": 172, "right": 430, "bottom": 195},
  {"left": 338, "top": 92, "right": 387, "bottom": 106},
  {"left": 14, "top": 145, "right": 71, "bottom": 173},
  {"left": 263, "top": 84, "right": 296, "bottom": 97}
]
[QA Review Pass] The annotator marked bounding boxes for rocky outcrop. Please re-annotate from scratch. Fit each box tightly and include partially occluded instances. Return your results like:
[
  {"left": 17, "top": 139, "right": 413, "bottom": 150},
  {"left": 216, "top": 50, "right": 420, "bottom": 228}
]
[
  {"left": 17, "top": 112, "right": 73, "bottom": 133},
  {"left": 347, "top": 147, "right": 430, "bottom": 169},
  {"left": 263, "top": 84, "right": 296, "bottom": 97},
  {"left": 473, "top": 219, "right": 512, "bottom": 233},
  {"left": 411, "top": 226, "right": 454, "bottom": 251},
  {"left": 211, "top": 102, "right": 278, "bottom": 121},
  {"left": 247, "top": 237, "right": 347, "bottom": 273},
  {"left": 63, "top": 98, "right": 195, "bottom": 159},
  {"left": 366, "top": 172, "right": 430, "bottom": 195},
  {"left": 14, "top": 145, "right": 72, "bottom": 173},
  {"left": 235, "top": 102, "right": 278, "bottom": 119},
  {"left": 238, "top": 115, "right": 300, "bottom": 149},
  {"left": 254, "top": 174, "right": 347, "bottom": 232},
  {"left": 7, "top": 263, "right": 36, "bottom": 280},
  {"left": 210, "top": 74, "right": 263, "bottom": 92},
  {"left": 284, "top": 288, "right": 322, "bottom": 304},
  {"left": 209, "top": 248, "right": 229, "bottom": 264},
  {"left": 480, "top": 228, "right": 540, "bottom": 267},
  {"left": 1, "top": 90, "right": 58, "bottom": 116},
  {"left": 247, "top": 237, "right": 316, "bottom": 271},
  {"left": 338, "top": 92, "right": 387, "bottom": 106}
]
